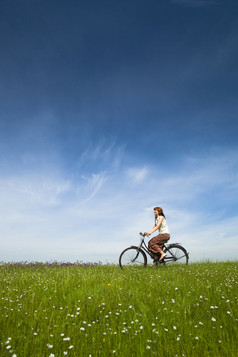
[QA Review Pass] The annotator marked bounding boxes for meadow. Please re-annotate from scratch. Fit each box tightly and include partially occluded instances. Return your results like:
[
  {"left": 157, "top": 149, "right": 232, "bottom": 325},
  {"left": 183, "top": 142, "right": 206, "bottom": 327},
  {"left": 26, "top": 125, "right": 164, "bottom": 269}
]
[{"left": 0, "top": 261, "right": 237, "bottom": 356}]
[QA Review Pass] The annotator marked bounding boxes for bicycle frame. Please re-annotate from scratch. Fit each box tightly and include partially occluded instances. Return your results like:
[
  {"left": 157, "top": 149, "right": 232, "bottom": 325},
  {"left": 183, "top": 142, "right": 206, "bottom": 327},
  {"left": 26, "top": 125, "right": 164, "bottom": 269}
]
[{"left": 136, "top": 235, "right": 152, "bottom": 255}]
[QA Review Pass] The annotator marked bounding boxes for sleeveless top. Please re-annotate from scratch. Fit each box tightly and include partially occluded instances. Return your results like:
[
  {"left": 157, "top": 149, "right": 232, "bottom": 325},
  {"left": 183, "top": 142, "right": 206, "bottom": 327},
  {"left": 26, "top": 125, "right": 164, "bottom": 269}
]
[{"left": 155, "top": 215, "right": 169, "bottom": 234}]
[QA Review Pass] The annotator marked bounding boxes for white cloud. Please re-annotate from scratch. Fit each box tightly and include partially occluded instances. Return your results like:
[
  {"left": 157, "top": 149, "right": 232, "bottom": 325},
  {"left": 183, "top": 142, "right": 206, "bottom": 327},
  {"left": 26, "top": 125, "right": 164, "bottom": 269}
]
[
  {"left": 74, "top": 172, "right": 108, "bottom": 206},
  {"left": 0, "top": 146, "right": 237, "bottom": 263},
  {"left": 8, "top": 176, "right": 72, "bottom": 207},
  {"left": 74, "top": 141, "right": 126, "bottom": 172},
  {"left": 126, "top": 166, "right": 149, "bottom": 183},
  {"left": 177, "top": 215, "right": 238, "bottom": 261}
]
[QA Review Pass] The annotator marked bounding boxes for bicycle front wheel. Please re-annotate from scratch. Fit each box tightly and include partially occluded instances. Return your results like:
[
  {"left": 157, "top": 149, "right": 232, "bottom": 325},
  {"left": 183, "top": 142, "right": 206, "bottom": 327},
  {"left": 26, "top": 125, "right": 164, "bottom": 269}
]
[
  {"left": 163, "top": 244, "right": 189, "bottom": 265},
  {"left": 119, "top": 247, "right": 147, "bottom": 269}
]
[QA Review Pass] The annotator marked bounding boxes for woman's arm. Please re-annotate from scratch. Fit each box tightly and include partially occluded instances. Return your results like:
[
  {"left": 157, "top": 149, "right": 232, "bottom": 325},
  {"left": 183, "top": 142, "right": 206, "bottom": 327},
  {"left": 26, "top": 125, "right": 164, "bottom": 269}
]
[{"left": 146, "top": 217, "right": 164, "bottom": 236}]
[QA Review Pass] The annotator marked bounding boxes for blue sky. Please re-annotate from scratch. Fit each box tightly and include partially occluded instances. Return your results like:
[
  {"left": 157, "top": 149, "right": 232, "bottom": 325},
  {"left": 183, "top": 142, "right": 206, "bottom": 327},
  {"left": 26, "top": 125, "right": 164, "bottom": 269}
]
[{"left": 0, "top": 0, "right": 238, "bottom": 262}]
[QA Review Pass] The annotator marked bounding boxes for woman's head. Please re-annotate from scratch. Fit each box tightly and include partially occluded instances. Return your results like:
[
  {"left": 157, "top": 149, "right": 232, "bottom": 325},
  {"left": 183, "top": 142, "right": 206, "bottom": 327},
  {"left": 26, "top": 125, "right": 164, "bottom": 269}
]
[{"left": 153, "top": 207, "right": 165, "bottom": 218}]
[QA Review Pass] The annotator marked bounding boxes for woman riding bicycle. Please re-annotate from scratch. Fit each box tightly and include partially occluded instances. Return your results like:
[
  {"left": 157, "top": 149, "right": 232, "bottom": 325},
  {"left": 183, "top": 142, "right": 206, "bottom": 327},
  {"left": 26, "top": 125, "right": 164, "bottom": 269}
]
[{"left": 146, "top": 207, "right": 170, "bottom": 261}]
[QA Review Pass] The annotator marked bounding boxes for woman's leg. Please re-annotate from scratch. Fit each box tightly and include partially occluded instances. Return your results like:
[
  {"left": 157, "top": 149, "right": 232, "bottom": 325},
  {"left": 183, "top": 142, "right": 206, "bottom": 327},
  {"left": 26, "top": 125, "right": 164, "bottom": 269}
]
[
  {"left": 148, "top": 236, "right": 160, "bottom": 254},
  {"left": 148, "top": 234, "right": 170, "bottom": 259}
]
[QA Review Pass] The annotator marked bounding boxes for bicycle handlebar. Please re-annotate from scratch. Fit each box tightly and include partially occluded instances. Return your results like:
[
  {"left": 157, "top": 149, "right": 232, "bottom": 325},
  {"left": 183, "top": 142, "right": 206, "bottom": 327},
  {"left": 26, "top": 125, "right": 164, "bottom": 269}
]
[{"left": 139, "top": 232, "right": 147, "bottom": 237}]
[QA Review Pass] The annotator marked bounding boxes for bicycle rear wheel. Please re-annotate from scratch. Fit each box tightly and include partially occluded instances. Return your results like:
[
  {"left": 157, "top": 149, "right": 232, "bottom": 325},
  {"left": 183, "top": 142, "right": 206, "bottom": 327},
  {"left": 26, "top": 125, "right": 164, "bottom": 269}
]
[
  {"left": 119, "top": 247, "right": 147, "bottom": 269},
  {"left": 163, "top": 244, "right": 189, "bottom": 265}
]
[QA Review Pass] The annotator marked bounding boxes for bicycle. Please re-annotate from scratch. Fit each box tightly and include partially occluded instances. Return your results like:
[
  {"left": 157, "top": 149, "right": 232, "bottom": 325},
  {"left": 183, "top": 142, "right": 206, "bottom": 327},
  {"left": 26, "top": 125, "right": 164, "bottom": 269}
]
[{"left": 119, "top": 232, "right": 189, "bottom": 269}]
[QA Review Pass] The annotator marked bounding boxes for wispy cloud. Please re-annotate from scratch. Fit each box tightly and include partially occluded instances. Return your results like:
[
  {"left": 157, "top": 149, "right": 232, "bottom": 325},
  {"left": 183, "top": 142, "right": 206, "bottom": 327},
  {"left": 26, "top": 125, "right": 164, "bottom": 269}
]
[
  {"left": 0, "top": 145, "right": 237, "bottom": 262},
  {"left": 8, "top": 176, "right": 72, "bottom": 207},
  {"left": 75, "top": 172, "right": 108, "bottom": 206},
  {"left": 126, "top": 166, "right": 149, "bottom": 183},
  {"left": 74, "top": 140, "right": 126, "bottom": 173}
]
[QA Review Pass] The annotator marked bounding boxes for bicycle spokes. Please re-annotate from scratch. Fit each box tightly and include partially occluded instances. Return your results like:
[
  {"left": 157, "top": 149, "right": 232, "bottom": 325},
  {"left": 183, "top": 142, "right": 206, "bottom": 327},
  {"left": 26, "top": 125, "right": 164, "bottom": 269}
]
[{"left": 164, "top": 245, "right": 188, "bottom": 265}]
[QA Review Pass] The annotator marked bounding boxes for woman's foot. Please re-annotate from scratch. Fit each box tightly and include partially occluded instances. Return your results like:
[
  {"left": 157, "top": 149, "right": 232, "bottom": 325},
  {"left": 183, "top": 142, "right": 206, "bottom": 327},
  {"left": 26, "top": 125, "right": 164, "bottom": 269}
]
[{"left": 159, "top": 253, "right": 167, "bottom": 261}]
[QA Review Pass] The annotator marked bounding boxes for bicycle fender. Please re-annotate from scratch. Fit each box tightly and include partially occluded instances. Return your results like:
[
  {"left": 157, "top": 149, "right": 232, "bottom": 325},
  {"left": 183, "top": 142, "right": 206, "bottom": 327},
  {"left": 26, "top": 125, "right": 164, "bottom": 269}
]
[{"left": 166, "top": 243, "right": 181, "bottom": 247}]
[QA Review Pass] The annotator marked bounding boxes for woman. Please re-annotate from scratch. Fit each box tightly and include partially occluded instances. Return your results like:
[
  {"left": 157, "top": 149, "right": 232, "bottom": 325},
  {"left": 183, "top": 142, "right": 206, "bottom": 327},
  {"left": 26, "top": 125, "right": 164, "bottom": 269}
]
[{"left": 146, "top": 207, "right": 170, "bottom": 261}]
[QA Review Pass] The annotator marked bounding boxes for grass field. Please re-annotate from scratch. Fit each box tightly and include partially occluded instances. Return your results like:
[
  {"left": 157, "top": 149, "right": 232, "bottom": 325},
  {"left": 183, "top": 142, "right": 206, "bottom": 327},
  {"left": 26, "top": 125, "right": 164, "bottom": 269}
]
[{"left": 0, "top": 261, "right": 237, "bottom": 356}]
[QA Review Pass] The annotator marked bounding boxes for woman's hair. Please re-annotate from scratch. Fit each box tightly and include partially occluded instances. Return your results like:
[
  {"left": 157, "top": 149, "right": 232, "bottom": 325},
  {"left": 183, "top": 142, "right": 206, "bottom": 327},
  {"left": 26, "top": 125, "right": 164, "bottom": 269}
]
[{"left": 154, "top": 207, "right": 166, "bottom": 218}]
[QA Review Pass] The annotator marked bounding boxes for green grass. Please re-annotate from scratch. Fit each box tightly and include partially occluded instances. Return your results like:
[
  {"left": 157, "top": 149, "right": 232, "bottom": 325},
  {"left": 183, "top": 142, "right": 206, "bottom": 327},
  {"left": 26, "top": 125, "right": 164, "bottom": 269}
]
[{"left": 0, "top": 261, "right": 237, "bottom": 356}]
